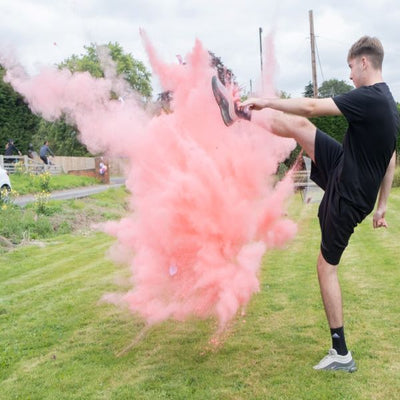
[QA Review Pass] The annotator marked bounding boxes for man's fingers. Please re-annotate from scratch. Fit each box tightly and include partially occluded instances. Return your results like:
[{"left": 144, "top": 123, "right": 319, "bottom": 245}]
[
  {"left": 374, "top": 218, "right": 388, "bottom": 229},
  {"left": 240, "top": 100, "right": 252, "bottom": 107}
]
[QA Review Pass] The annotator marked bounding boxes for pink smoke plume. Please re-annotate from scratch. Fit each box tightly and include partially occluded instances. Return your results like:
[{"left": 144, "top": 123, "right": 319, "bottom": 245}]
[{"left": 2, "top": 32, "right": 297, "bottom": 329}]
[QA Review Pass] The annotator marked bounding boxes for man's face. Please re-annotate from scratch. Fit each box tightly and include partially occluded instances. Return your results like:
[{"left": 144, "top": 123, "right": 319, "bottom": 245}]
[{"left": 348, "top": 56, "right": 365, "bottom": 88}]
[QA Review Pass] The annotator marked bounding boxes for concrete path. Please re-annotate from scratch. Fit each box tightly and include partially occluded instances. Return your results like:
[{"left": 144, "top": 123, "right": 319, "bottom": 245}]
[{"left": 14, "top": 177, "right": 125, "bottom": 207}]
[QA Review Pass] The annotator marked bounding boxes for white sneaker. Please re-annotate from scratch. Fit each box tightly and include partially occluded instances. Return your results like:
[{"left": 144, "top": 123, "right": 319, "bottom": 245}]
[{"left": 313, "top": 349, "right": 357, "bottom": 372}]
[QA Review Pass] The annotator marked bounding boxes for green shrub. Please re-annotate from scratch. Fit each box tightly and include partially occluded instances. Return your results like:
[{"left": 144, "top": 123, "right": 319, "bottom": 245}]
[
  {"left": 0, "top": 186, "right": 127, "bottom": 247},
  {"left": 33, "top": 191, "right": 51, "bottom": 215},
  {"left": 0, "top": 206, "right": 54, "bottom": 243},
  {"left": 37, "top": 171, "right": 52, "bottom": 192},
  {"left": 25, "top": 216, "right": 55, "bottom": 239}
]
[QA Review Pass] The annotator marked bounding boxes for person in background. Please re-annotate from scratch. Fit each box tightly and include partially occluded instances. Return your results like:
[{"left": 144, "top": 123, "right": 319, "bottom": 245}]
[
  {"left": 39, "top": 140, "right": 54, "bottom": 165},
  {"left": 4, "top": 139, "right": 22, "bottom": 163},
  {"left": 27, "top": 143, "right": 38, "bottom": 159}
]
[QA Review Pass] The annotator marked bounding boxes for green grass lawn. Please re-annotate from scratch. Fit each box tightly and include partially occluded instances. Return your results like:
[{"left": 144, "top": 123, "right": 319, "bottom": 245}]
[
  {"left": 10, "top": 173, "right": 101, "bottom": 195},
  {"left": 1, "top": 189, "right": 399, "bottom": 399}
]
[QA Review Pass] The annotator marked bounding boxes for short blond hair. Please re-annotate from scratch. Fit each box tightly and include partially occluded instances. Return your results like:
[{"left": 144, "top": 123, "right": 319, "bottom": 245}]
[{"left": 348, "top": 36, "right": 384, "bottom": 69}]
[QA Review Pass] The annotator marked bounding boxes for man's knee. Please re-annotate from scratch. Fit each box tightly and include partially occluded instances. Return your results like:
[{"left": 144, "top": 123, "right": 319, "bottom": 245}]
[
  {"left": 270, "top": 114, "right": 313, "bottom": 138},
  {"left": 286, "top": 115, "right": 315, "bottom": 137},
  {"left": 317, "top": 252, "right": 338, "bottom": 275}
]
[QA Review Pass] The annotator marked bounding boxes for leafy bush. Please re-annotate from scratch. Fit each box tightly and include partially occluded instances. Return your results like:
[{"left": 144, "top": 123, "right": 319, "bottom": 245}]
[
  {"left": 0, "top": 186, "right": 127, "bottom": 249},
  {"left": 37, "top": 171, "right": 51, "bottom": 192},
  {"left": 33, "top": 191, "right": 52, "bottom": 215},
  {"left": 0, "top": 206, "right": 54, "bottom": 244},
  {"left": 0, "top": 188, "right": 19, "bottom": 212}
]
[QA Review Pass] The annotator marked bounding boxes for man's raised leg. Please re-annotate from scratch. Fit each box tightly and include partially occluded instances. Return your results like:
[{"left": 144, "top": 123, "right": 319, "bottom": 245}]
[{"left": 265, "top": 113, "right": 316, "bottom": 162}]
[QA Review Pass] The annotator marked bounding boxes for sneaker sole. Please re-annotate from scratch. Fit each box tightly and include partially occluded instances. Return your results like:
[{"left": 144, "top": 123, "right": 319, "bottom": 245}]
[
  {"left": 316, "top": 360, "right": 357, "bottom": 373},
  {"left": 211, "top": 76, "right": 234, "bottom": 126},
  {"left": 333, "top": 362, "right": 357, "bottom": 373}
]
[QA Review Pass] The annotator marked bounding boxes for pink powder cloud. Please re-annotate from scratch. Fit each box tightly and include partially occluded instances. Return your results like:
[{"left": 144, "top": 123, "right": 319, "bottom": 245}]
[{"left": 3, "top": 32, "right": 297, "bottom": 330}]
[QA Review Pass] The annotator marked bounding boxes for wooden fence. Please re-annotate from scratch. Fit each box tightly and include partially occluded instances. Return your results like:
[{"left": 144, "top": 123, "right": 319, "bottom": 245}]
[
  {"left": 0, "top": 155, "right": 128, "bottom": 179},
  {"left": 0, "top": 155, "right": 62, "bottom": 174}
]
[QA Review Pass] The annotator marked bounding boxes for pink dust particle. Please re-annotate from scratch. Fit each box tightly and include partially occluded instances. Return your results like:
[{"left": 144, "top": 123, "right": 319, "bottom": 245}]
[{"left": 2, "top": 31, "right": 297, "bottom": 330}]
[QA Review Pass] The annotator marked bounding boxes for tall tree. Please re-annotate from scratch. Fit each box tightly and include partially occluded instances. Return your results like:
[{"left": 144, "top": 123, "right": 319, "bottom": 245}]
[
  {"left": 303, "top": 81, "right": 314, "bottom": 98},
  {"left": 0, "top": 66, "right": 40, "bottom": 155},
  {"left": 318, "top": 79, "right": 353, "bottom": 98},
  {"left": 58, "top": 42, "right": 152, "bottom": 99},
  {"left": 45, "top": 42, "right": 153, "bottom": 156}
]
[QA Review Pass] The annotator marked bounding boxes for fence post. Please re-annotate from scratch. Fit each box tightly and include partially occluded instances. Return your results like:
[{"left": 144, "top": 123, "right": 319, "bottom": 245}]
[
  {"left": 0, "top": 155, "right": 3, "bottom": 168},
  {"left": 24, "top": 155, "right": 28, "bottom": 171}
]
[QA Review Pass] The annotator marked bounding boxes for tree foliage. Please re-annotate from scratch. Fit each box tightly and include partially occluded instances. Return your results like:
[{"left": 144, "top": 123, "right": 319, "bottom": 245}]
[
  {"left": 52, "top": 42, "right": 153, "bottom": 155},
  {"left": 318, "top": 79, "right": 353, "bottom": 98},
  {"left": 1, "top": 42, "right": 153, "bottom": 157},
  {"left": 58, "top": 42, "right": 152, "bottom": 99},
  {"left": 35, "top": 119, "right": 89, "bottom": 157},
  {"left": 279, "top": 91, "right": 291, "bottom": 99},
  {"left": 0, "top": 66, "right": 40, "bottom": 155},
  {"left": 303, "top": 79, "right": 353, "bottom": 99},
  {"left": 303, "top": 81, "right": 314, "bottom": 98}
]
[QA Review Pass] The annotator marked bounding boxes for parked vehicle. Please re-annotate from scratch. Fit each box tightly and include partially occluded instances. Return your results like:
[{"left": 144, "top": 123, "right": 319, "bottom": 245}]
[{"left": 0, "top": 165, "right": 12, "bottom": 195}]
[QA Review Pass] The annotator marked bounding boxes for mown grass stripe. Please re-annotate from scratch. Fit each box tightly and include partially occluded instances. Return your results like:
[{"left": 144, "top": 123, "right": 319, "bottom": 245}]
[
  {"left": 1, "top": 190, "right": 400, "bottom": 399},
  {"left": 0, "top": 233, "right": 113, "bottom": 283}
]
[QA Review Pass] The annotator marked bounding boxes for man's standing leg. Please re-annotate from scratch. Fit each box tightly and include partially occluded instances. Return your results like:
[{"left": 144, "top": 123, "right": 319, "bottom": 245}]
[
  {"left": 313, "top": 252, "right": 357, "bottom": 372},
  {"left": 317, "top": 252, "right": 346, "bottom": 352}
]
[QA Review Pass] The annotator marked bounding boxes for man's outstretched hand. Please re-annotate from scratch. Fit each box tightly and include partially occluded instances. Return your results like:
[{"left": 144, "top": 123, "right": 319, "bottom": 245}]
[
  {"left": 373, "top": 209, "right": 388, "bottom": 229},
  {"left": 240, "top": 97, "right": 269, "bottom": 111}
]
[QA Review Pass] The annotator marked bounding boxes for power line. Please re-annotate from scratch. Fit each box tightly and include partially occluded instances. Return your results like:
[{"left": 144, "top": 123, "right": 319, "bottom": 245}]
[{"left": 314, "top": 36, "right": 325, "bottom": 83}]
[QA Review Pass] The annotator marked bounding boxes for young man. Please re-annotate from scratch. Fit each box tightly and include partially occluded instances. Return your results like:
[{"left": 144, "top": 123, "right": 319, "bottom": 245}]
[{"left": 212, "top": 36, "right": 399, "bottom": 372}]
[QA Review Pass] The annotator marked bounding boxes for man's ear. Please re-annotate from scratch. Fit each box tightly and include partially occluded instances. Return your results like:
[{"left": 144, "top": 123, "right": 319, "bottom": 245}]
[{"left": 361, "top": 56, "right": 368, "bottom": 70}]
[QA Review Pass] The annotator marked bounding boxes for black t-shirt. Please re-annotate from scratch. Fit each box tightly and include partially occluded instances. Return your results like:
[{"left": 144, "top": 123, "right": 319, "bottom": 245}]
[{"left": 333, "top": 82, "right": 399, "bottom": 213}]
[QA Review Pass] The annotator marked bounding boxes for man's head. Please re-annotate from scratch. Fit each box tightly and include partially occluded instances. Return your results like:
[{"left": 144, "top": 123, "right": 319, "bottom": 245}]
[
  {"left": 348, "top": 36, "right": 384, "bottom": 69},
  {"left": 347, "top": 36, "right": 384, "bottom": 87}
]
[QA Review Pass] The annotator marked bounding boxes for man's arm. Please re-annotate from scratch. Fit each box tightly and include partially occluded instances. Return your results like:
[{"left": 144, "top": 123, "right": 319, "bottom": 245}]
[
  {"left": 241, "top": 97, "right": 342, "bottom": 118},
  {"left": 373, "top": 151, "right": 396, "bottom": 229}
]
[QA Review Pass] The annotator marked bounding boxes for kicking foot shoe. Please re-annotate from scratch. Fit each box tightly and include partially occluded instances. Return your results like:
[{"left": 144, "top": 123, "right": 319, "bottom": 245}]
[
  {"left": 313, "top": 349, "right": 357, "bottom": 372},
  {"left": 211, "top": 76, "right": 251, "bottom": 126}
]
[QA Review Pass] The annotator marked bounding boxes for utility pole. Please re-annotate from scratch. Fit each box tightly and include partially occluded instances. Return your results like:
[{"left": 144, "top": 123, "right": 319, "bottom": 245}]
[
  {"left": 308, "top": 10, "right": 318, "bottom": 98},
  {"left": 259, "top": 27, "right": 263, "bottom": 74}
]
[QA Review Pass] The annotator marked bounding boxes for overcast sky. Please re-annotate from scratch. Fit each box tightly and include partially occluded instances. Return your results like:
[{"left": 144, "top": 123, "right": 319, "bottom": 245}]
[{"left": 1, "top": 0, "right": 400, "bottom": 100}]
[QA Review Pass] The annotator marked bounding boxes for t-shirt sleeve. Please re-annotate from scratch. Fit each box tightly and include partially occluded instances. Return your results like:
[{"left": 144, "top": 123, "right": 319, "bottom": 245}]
[{"left": 333, "top": 88, "right": 368, "bottom": 123}]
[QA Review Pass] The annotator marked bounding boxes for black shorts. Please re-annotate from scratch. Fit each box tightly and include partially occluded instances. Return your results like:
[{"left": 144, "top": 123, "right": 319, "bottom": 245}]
[{"left": 310, "top": 129, "right": 367, "bottom": 265}]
